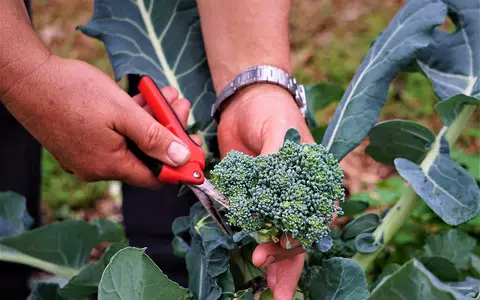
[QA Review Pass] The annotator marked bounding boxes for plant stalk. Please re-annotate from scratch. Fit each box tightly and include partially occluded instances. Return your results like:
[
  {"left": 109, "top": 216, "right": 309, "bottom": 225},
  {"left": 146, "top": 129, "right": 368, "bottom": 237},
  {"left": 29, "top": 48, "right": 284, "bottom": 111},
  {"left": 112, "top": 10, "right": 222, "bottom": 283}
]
[
  {"left": 353, "top": 105, "right": 477, "bottom": 270},
  {"left": 0, "top": 251, "right": 79, "bottom": 279}
]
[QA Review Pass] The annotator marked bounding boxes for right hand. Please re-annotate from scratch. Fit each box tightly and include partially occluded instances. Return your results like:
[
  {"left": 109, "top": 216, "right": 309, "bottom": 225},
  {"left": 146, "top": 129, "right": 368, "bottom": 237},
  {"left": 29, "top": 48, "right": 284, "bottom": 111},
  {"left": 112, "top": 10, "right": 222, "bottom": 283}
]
[{"left": 1, "top": 55, "right": 194, "bottom": 188}]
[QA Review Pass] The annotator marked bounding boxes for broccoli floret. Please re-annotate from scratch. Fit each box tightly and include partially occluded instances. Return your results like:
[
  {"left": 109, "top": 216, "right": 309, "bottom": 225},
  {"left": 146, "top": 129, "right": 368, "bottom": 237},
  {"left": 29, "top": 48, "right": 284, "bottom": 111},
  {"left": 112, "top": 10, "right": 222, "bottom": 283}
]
[{"left": 210, "top": 139, "right": 344, "bottom": 248}]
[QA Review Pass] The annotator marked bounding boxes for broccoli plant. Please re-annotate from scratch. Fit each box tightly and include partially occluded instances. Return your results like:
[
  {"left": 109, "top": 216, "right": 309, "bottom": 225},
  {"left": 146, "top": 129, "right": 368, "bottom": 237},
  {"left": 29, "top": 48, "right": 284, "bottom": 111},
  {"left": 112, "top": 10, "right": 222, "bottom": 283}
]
[{"left": 0, "top": 0, "right": 479, "bottom": 299}]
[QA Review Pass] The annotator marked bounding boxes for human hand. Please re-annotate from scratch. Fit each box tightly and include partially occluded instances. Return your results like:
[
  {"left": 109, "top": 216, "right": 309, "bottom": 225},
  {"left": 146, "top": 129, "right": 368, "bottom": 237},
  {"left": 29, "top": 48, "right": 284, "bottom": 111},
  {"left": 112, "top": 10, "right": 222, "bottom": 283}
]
[
  {"left": 217, "top": 83, "right": 313, "bottom": 299},
  {"left": 1, "top": 56, "right": 195, "bottom": 188}
]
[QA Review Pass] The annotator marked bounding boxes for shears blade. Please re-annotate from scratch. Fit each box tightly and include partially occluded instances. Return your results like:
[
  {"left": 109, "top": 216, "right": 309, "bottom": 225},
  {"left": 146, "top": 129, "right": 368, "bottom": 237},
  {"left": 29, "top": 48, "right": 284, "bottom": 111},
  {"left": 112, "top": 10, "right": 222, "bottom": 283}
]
[{"left": 186, "top": 181, "right": 232, "bottom": 236}]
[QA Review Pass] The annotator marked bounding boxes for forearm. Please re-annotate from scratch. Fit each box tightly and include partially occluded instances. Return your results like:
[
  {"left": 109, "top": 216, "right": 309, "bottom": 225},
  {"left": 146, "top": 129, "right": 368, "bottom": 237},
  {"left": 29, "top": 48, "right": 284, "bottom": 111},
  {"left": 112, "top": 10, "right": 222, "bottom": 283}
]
[
  {"left": 197, "top": 0, "right": 293, "bottom": 93},
  {"left": 0, "top": 0, "right": 51, "bottom": 99}
]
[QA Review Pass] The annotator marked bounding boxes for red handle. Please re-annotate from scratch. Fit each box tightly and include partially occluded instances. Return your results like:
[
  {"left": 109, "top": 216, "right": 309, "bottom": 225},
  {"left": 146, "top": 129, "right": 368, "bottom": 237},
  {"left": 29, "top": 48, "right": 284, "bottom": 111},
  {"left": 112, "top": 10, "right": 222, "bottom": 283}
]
[{"left": 138, "top": 76, "right": 205, "bottom": 185}]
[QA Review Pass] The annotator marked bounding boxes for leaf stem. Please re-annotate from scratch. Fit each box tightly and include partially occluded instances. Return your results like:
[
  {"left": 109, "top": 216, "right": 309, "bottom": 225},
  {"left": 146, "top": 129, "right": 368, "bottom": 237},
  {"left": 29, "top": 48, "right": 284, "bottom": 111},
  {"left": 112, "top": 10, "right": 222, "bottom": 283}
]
[
  {"left": 353, "top": 105, "right": 477, "bottom": 270},
  {"left": 0, "top": 250, "right": 79, "bottom": 279}
]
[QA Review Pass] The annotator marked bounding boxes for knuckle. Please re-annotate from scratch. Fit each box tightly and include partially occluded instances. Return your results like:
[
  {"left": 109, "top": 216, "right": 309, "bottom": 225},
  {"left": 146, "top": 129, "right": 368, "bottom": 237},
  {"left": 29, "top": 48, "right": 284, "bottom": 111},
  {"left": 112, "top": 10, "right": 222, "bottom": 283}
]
[{"left": 144, "top": 123, "right": 168, "bottom": 151}]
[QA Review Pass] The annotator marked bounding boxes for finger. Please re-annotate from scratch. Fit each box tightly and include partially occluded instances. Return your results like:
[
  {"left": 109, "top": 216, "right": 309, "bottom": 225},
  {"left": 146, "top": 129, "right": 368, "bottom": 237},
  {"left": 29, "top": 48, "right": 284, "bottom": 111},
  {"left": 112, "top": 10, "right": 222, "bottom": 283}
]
[
  {"left": 271, "top": 253, "right": 306, "bottom": 300},
  {"left": 132, "top": 94, "right": 146, "bottom": 106},
  {"left": 190, "top": 134, "right": 203, "bottom": 146},
  {"left": 170, "top": 98, "right": 191, "bottom": 129},
  {"left": 251, "top": 242, "right": 305, "bottom": 268},
  {"left": 266, "top": 262, "right": 278, "bottom": 290},
  {"left": 116, "top": 102, "right": 191, "bottom": 167},
  {"left": 113, "top": 148, "right": 165, "bottom": 189},
  {"left": 159, "top": 86, "right": 179, "bottom": 103}
]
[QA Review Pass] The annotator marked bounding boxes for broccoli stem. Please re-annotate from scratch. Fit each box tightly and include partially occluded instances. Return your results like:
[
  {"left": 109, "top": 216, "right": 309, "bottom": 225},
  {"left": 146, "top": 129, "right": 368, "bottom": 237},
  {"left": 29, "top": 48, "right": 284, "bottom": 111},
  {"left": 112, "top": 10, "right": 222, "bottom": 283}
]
[{"left": 353, "top": 105, "right": 477, "bottom": 270}]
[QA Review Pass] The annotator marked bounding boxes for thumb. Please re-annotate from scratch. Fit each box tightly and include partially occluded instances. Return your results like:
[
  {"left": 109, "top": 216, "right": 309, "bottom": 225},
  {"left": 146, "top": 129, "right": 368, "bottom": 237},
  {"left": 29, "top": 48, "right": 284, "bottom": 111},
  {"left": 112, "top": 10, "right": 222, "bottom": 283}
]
[{"left": 117, "top": 102, "right": 191, "bottom": 167}]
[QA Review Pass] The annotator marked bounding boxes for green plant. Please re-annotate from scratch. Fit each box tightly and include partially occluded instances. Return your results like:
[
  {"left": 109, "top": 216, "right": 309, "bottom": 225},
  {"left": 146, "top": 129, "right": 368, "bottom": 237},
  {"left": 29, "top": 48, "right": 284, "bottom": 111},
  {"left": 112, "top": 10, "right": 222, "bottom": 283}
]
[{"left": 1, "top": 0, "right": 479, "bottom": 299}]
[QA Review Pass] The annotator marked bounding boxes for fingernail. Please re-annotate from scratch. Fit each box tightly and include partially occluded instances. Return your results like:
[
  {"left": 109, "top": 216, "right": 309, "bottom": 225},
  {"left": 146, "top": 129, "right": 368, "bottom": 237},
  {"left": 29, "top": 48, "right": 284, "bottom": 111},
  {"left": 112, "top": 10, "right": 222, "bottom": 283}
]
[
  {"left": 262, "top": 256, "right": 275, "bottom": 268},
  {"left": 167, "top": 141, "right": 190, "bottom": 165}
]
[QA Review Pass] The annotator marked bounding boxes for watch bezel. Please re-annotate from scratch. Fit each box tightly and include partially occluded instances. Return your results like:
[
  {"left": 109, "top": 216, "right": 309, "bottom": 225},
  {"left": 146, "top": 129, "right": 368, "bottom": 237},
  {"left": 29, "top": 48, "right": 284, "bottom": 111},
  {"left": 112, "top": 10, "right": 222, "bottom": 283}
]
[{"left": 211, "top": 65, "right": 308, "bottom": 123}]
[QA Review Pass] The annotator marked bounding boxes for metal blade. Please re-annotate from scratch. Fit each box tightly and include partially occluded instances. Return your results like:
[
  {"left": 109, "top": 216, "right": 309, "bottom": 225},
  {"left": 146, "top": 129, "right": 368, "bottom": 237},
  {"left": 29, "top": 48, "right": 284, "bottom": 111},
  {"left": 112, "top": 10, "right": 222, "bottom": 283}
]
[
  {"left": 188, "top": 185, "right": 232, "bottom": 236},
  {"left": 191, "top": 180, "right": 230, "bottom": 209}
]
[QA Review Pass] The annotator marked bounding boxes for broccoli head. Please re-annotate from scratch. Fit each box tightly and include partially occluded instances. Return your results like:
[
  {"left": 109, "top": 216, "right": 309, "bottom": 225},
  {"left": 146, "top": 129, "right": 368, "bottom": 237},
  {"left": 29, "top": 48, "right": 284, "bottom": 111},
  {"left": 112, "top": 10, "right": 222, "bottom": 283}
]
[{"left": 210, "top": 137, "right": 344, "bottom": 248}]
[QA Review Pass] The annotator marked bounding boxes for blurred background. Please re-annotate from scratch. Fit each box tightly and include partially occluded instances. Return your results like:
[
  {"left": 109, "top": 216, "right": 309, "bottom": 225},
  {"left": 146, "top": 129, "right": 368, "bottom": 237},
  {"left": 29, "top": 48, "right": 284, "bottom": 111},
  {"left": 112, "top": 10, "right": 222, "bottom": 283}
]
[{"left": 31, "top": 0, "right": 479, "bottom": 257}]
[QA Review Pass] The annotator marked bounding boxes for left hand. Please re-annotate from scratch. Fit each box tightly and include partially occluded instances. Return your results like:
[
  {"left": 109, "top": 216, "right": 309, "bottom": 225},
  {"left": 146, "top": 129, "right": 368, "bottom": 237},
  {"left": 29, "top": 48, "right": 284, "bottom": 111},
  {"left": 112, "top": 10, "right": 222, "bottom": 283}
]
[{"left": 217, "top": 83, "right": 313, "bottom": 300}]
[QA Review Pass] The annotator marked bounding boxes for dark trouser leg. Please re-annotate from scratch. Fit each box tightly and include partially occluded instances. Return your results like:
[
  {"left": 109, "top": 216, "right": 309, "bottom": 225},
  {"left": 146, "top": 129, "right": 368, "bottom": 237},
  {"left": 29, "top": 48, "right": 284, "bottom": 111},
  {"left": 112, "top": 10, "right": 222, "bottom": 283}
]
[
  {"left": 121, "top": 75, "right": 196, "bottom": 287},
  {"left": 0, "top": 105, "right": 42, "bottom": 297}
]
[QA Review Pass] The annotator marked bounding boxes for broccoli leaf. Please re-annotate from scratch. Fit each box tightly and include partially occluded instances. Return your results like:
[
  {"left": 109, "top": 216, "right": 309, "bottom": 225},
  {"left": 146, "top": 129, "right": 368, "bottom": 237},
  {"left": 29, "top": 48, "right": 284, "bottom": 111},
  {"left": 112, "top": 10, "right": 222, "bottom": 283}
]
[
  {"left": 434, "top": 94, "right": 480, "bottom": 126},
  {"left": 395, "top": 137, "right": 480, "bottom": 226},
  {"left": 341, "top": 214, "right": 380, "bottom": 240},
  {"left": 28, "top": 279, "right": 66, "bottom": 300},
  {"left": 339, "top": 200, "right": 369, "bottom": 217},
  {"left": 369, "top": 259, "right": 467, "bottom": 300},
  {"left": 423, "top": 229, "right": 476, "bottom": 271},
  {"left": 304, "top": 258, "right": 369, "bottom": 300},
  {"left": 419, "top": 256, "right": 461, "bottom": 282},
  {"left": 305, "top": 83, "right": 344, "bottom": 126},
  {"left": 416, "top": 0, "right": 479, "bottom": 99},
  {"left": 366, "top": 120, "right": 435, "bottom": 164},
  {"left": 283, "top": 128, "right": 301, "bottom": 144},
  {"left": 0, "top": 191, "right": 33, "bottom": 237},
  {"left": 90, "top": 219, "right": 126, "bottom": 243},
  {"left": 321, "top": 0, "right": 447, "bottom": 160},
  {"left": 59, "top": 243, "right": 127, "bottom": 299},
  {"left": 445, "top": 277, "right": 480, "bottom": 297},
  {"left": 0, "top": 220, "right": 99, "bottom": 273},
  {"left": 354, "top": 233, "right": 383, "bottom": 254},
  {"left": 97, "top": 247, "right": 188, "bottom": 300},
  {"left": 78, "top": 0, "right": 217, "bottom": 149}
]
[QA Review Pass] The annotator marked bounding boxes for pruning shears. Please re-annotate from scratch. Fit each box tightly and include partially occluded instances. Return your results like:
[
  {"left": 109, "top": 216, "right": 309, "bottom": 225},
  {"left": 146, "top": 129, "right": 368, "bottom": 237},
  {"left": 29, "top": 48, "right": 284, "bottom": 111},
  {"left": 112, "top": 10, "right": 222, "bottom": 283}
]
[{"left": 128, "top": 76, "right": 232, "bottom": 236}]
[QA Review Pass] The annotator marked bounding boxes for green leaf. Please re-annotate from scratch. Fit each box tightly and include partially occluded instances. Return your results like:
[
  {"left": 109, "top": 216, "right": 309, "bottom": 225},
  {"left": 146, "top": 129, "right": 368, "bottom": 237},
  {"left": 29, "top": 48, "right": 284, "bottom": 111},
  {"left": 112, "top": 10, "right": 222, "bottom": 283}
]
[
  {"left": 309, "top": 126, "right": 328, "bottom": 144},
  {"left": 186, "top": 236, "right": 222, "bottom": 300},
  {"left": 305, "top": 83, "right": 345, "bottom": 125},
  {"left": 339, "top": 200, "right": 369, "bottom": 217},
  {"left": 172, "top": 216, "right": 191, "bottom": 236},
  {"left": 366, "top": 120, "right": 435, "bottom": 164},
  {"left": 341, "top": 214, "right": 380, "bottom": 240},
  {"left": 420, "top": 256, "right": 461, "bottom": 282},
  {"left": 470, "top": 254, "right": 480, "bottom": 277},
  {"left": 445, "top": 277, "right": 480, "bottom": 297},
  {"left": 183, "top": 203, "right": 236, "bottom": 300},
  {"left": 0, "top": 191, "right": 33, "bottom": 237},
  {"left": 321, "top": 0, "right": 447, "bottom": 160},
  {"left": 435, "top": 95, "right": 480, "bottom": 126},
  {"left": 354, "top": 233, "right": 383, "bottom": 254},
  {"left": 28, "top": 279, "right": 65, "bottom": 300},
  {"left": 416, "top": 1, "right": 479, "bottom": 100},
  {"left": 90, "top": 219, "right": 126, "bottom": 243},
  {"left": 284, "top": 128, "right": 301, "bottom": 144},
  {"left": 369, "top": 259, "right": 467, "bottom": 300},
  {"left": 171, "top": 236, "right": 189, "bottom": 258},
  {"left": 59, "top": 243, "right": 127, "bottom": 299},
  {"left": 98, "top": 247, "right": 188, "bottom": 300},
  {"left": 0, "top": 220, "right": 99, "bottom": 271},
  {"left": 313, "top": 236, "right": 333, "bottom": 253},
  {"left": 451, "top": 149, "right": 480, "bottom": 181},
  {"left": 372, "top": 264, "right": 401, "bottom": 290},
  {"left": 78, "top": 0, "right": 217, "bottom": 149},
  {"left": 395, "top": 137, "right": 480, "bottom": 226},
  {"left": 423, "top": 229, "right": 476, "bottom": 271},
  {"left": 304, "top": 258, "right": 369, "bottom": 300}
]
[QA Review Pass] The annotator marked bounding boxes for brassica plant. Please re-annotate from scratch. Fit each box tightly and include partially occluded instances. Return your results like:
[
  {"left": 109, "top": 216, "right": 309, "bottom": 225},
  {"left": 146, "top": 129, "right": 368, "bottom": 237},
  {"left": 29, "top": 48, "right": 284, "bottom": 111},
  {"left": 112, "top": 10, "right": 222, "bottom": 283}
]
[{"left": 0, "top": 0, "right": 478, "bottom": 299}]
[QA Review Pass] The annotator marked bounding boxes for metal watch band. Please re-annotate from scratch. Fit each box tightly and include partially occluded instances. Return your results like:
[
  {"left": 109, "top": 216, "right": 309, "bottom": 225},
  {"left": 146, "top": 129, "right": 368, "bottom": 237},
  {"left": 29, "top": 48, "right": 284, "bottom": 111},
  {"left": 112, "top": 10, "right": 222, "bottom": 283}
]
[{"left": 211, "top": 65, "right": 307, "bottom": 123}]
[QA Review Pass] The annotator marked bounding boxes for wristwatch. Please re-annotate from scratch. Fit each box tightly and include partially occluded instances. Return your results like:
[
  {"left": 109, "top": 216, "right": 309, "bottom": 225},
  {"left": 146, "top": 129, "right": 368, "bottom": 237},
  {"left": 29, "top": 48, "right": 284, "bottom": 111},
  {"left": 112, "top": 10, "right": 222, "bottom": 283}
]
[{"left": 211, "top": 65, "right": 308, "bottom": 123}]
